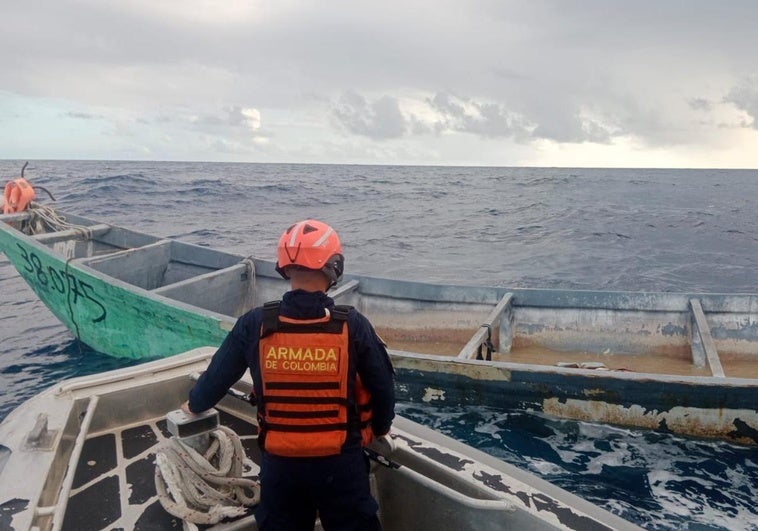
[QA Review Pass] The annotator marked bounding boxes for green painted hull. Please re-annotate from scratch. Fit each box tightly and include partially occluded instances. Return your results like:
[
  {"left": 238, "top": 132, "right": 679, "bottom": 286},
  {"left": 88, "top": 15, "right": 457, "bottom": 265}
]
[{"left": 0, "top": 226, "right": 229, "bottom": 359}]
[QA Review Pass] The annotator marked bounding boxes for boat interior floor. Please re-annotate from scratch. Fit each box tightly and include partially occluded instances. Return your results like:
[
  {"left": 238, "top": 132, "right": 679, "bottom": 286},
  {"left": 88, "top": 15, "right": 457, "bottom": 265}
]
[{"left": 62, "top": 409, "right": 261, "bottom": 531}]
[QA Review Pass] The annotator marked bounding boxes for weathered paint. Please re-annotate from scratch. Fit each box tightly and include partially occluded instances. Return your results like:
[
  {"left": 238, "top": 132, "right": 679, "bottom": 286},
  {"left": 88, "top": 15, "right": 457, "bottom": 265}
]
[
  {"left": 396, "top": 434, "right": 623, "bottom": 531},
  {"left": 0, "top": 229, "right": 230, "bottom": 359},
  {"left": 543, "top": 398, "right": 758, "bottom": 445},
  {"left": 392, "top": 357, "right": 758, "bottom": 445},
  {"left": 421, "top": 387, "right": 446, "bottom": 402}
]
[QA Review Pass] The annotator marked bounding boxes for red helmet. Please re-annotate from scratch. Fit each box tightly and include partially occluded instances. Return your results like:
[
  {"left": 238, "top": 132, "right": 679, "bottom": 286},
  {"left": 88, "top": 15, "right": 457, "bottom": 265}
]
[{"left": 275, "top": 220, "right": 344, "bottom": 286}]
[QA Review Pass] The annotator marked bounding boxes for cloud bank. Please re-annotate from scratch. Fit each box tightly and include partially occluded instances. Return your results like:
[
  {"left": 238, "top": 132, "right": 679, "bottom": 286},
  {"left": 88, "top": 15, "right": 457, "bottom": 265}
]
[{"left": 1, "top": 1, "right": 757, "bottom": 167}]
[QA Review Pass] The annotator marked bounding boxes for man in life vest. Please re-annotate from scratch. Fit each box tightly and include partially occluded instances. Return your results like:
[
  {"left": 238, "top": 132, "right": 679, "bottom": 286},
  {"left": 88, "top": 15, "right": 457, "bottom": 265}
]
[{"left": 183, "top": 219, "right": 395, "bottom": 531}]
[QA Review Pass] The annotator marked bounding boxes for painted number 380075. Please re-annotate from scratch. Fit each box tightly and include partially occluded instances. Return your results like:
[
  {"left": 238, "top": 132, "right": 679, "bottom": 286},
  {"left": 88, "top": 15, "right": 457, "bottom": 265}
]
[{"left": 16, "top": 243, "right": 107, "bottom": 323}]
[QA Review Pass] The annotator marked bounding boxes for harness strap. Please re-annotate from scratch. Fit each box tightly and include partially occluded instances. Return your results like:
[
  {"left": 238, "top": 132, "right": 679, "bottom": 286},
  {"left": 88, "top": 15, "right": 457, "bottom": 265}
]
[
  {"left": 261, "top": 300, "right": 352, "bottom": 337},
  {"left": 261, "top": 301, "right": 281, "bottom": 337}
]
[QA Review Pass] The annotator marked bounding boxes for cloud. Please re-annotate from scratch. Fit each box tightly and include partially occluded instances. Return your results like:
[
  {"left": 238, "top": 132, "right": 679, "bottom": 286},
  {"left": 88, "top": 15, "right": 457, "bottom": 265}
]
[
  {"left": 331, "top": 89, "right": 615, "bottom": 145},
  {"left": 330, "top": 90, "right": 536, "bottom": 142},
  {"left": 426, "top": 92, "right": 534, "bottom": 140},
  {"left": 689, "top": 98, "right": 713, "bottom": 112},
  {"left": 2, "top": 1, "right": 758, "bottom": 166},
  {"left": 724, "top": 78, "right": 758, "bottom": 129},
  {"left": 190, "top": 106, "right": 262, "bottom": 132},
  {"left": 528, "top": 100, "right": 626, "bottom": 145},
  {"left": 63, "top": 111, "right": 103, "bottom": 120},
  {"left": 331, "top": 91, "right": 407, "bottom": 140}
]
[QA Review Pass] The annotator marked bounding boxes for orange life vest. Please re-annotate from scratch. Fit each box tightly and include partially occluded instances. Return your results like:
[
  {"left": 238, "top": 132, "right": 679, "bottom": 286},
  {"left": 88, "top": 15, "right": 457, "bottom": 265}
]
[
  {"left": 3, "top": 178, "right": 36, "bottom": 215},
  {"left": 258, "top": 302, "right": 373, "bottom": 457}
]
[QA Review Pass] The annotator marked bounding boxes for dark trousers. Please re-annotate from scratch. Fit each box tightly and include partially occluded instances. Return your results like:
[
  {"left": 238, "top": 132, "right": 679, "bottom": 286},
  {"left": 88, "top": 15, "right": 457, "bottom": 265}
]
[{"left": 255, "top": 448, "right": 381, "bottom": 531}]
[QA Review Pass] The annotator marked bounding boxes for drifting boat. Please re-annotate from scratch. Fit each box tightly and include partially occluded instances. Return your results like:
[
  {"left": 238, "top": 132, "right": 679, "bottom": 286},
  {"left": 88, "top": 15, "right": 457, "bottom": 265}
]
[
  {"left": 0, "top": 346, "right": 642, "bottom": 531},
  {"left": 0, "top": 205, "right": 757, "bottom": 446}
]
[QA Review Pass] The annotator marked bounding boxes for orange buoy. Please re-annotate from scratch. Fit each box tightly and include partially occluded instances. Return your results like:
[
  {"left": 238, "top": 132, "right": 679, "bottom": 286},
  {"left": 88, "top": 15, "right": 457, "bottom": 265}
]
[{"left": 3, "top": 178, "right": 36, "bottom": 214}]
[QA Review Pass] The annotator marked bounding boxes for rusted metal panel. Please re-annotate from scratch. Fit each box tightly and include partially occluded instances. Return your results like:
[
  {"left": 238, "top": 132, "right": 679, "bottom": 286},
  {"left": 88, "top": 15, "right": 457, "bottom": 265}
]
[{"left": 392, "top": 354, "right": 758, "bottom": 445}]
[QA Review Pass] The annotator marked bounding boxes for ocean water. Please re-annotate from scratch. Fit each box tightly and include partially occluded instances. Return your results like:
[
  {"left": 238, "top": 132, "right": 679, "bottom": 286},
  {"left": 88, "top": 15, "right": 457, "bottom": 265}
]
[{"left": 1, "top": 160, "right": 757, "bottom": 530}]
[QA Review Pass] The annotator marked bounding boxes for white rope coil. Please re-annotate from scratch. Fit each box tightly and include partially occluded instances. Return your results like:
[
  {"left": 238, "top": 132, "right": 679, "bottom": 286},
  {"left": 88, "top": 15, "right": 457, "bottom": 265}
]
[
  {"left": 26, "top": 203, "right": 93, "bottom": 239},
  {"left": 155, "top": 425, "right": 260, "bottom": 527}
]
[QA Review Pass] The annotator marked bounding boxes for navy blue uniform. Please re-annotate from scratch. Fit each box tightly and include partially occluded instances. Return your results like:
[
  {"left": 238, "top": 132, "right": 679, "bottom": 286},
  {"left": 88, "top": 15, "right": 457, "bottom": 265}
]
[{"left": 188, "top": 289, "right": 395, "bottom": 530}]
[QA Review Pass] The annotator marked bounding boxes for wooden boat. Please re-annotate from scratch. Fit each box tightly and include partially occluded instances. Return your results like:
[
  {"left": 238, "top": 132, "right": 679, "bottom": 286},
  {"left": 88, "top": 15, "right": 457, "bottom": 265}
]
[
  {"left": 1, "top": 207, "right": 757, "bottom": 446},
  {"left": 0, "top": 346, "right": 642, "bottom": 531}
]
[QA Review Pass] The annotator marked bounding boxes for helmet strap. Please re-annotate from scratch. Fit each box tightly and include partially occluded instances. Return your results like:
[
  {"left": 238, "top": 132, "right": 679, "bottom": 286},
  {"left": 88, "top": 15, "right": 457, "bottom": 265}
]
[{"left": 284, "top": 243, "right": 301, "bottom": 265}]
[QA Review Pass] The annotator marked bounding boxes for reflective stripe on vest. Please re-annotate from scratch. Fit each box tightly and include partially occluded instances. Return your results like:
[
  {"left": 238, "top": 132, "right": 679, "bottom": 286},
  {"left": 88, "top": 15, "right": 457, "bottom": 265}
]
[{"left": 259, "top": 305, "right": 372, "bottom": 457}]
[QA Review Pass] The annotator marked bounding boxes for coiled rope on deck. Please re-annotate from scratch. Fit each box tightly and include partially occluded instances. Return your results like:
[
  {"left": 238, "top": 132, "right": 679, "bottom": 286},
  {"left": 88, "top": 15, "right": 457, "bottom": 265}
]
[
  {"left": 25, "top": 203, "right": 93, "bottom": 239},
  {"left": 155, "top": 425, "right": 260, "bottom": 527}
]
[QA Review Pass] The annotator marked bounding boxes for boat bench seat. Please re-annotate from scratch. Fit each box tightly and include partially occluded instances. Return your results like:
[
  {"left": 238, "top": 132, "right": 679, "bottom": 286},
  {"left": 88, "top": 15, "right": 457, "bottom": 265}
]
[
  {"left": 76, "top": 240, "right": 173, "bottom": 290},
  {"left": 457, "top": 292, "right": 514, "bottom": 360},
  {"left": 32, "top": 223, "right": 112, "bottom": 244},
  {"left": 689, "top": 299, "right": 725, "bottom": 377},
  {"left": 152, "top": 262, "right": 254, "bottom": 316}
]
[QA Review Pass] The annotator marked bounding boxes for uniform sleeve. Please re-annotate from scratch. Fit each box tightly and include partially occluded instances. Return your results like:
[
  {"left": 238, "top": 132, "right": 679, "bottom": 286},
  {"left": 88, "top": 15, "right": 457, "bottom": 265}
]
[
  {"left": 187, "top": 314, "right": 254, "bottom": 413},
  {"left": 351, "top": 311, "right": 396, "bottom": 436}
]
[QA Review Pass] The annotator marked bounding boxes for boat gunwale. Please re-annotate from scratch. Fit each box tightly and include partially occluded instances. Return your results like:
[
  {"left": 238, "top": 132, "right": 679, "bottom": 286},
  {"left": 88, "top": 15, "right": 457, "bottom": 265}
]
[
  {"left": 388, "top": 348, "right": 758, "bottom": 387},
  {"left": 4, "top": 209, "right": 758, "bottom": 313}
]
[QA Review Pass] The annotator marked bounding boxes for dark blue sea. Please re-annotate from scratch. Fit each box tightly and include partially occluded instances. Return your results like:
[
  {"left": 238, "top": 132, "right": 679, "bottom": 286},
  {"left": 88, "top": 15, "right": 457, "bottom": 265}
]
[{"left": 1, "top": 160, "right": 757, "bottom": 530}]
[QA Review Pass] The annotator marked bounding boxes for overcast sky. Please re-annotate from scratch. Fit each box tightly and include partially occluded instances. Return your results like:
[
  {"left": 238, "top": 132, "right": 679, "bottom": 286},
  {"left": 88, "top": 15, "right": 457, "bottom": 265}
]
[{"left": 2, "top": 1, "right": 757, "bottom": 168}]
